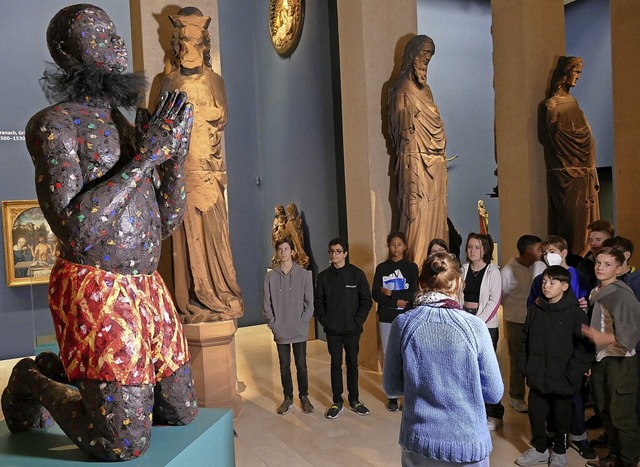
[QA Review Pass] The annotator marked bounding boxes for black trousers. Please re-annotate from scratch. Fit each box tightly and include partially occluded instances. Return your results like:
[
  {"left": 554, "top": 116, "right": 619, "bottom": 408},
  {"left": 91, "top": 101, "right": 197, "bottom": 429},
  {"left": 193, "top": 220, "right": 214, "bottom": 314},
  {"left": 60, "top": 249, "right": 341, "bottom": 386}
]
[
  {"left": 486, "top": 327, "right": 505, "bottom": 419},
  {"left": 276, "top": 342, "right": 308, "bottom": 399},
  {"left": 546, "top": 377, "right": 588, "bottom": 439},
  {"left": 528, "top": 389, "right": 572, "bottom": 454},
  {"left": 326, "top": 333, "right": 360, "bottom": 404}
]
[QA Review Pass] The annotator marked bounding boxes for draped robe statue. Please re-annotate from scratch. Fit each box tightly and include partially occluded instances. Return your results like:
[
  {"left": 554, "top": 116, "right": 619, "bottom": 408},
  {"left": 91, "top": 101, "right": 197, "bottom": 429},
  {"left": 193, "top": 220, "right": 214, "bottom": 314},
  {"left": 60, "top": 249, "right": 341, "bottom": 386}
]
[
  {"left": 541, "top": 56, "right": 599, "bottom": 256},
  {"left": 388, "top": 35, "right": 448, "bottom": 265},
  {"left": 160, "top": 7, "right": 243, "bottom": 322}
]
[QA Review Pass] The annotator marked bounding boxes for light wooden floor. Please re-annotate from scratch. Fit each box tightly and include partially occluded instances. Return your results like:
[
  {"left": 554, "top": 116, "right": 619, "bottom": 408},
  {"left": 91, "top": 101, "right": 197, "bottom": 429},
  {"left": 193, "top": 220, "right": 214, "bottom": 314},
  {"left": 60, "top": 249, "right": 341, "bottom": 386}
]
[
  {"left": 0, "top": 324, "right": 603, "bottom": 466},
  {"left": 232, "top": 325, "right": 600, "bottom": 467}
]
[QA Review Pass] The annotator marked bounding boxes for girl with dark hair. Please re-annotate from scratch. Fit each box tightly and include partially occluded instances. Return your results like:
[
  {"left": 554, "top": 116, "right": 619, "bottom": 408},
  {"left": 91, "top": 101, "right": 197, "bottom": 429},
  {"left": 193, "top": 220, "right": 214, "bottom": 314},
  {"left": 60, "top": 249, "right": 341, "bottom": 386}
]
[
  {"left": 461, "top": 233, "right": 504, "bottom": 431},
  {"left": 427, "top": 238, "right": 449, "bottom": 257},
  {"left": 372, "top": 232, "right": 418, "bottom": 412},
  {"left": 383, "top": 252, "right": 503, "bottom": 466}
]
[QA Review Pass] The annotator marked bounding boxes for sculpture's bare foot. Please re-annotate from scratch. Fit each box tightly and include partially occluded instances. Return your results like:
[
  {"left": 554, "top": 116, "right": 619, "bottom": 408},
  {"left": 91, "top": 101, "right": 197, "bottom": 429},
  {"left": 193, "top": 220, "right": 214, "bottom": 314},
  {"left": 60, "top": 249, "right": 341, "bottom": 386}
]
[
  {"left": 35, "top": 351, "right": 69, "bottom": 384},
  {"left": 1, "top": 358, "right": 54, "bottom": 432}
]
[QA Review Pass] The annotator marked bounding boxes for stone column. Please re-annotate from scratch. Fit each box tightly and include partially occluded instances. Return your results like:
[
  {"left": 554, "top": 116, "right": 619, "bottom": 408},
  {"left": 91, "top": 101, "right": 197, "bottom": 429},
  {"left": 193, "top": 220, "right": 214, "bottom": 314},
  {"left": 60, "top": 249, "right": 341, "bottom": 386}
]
[
  {"left": 336, "top": 0, "right": 417, "bottom": 370},
  {"left": 610, "top": 1, "right": 640, "bottom": 248},
  {"left": 492, "top": 0, "right": 565, "bottom": 261}
]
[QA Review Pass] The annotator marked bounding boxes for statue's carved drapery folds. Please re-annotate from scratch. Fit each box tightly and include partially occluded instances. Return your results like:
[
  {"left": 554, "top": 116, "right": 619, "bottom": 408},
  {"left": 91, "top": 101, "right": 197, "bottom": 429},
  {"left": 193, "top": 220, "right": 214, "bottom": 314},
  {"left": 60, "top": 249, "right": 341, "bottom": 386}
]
[
  {"left": 388, "top": 35, "right": 448, "bottom": 265},
  {"left": 160, "top": 7, "right": 243, "bottom": 322},
  {"left": 540, "top": 56, "right": 599, "bottom": 256}
]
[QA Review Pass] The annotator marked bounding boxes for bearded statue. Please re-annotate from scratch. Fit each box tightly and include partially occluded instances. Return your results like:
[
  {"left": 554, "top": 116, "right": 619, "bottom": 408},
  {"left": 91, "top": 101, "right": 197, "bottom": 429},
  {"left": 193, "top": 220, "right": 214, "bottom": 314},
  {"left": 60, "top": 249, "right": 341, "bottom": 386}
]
[{"left": 388, "top": 35, "right": 448, "bottom": 265}]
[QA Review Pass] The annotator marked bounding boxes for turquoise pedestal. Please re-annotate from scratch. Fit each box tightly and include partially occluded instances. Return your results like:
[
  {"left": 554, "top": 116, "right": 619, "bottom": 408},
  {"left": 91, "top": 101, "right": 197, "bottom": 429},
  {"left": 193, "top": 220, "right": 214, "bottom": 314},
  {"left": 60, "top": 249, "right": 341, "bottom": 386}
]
[{"left": 0, "top": 408, "right": 234, "bottom": 466}]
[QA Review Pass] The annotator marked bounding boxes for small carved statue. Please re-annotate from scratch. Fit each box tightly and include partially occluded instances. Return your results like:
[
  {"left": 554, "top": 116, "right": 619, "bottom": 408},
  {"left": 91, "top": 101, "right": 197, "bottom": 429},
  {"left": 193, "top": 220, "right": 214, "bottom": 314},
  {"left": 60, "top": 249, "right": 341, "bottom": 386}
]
[
  {"left": 2, "top": 4, "right": 197, "bottom": 460},
  {"left": 477, "top": 200, "right": 489, "bottom": 235},
  {"left": 388, "top": 35, "right": 449, "bottom": 265},
  {"left": 270, "top": 203, "right": 309, "bottom": 269},
  {"left": 272, "top": 205, "right": 288, "bottom": 247},
  {"left": 540, "top": 56, "right": 599, "bottom": 256},
  {"left": 161, "top": 7, "right": 244, "bottom": 323},
  {"left": 284, "top": 203, "right": 309, "bottom": 269}
]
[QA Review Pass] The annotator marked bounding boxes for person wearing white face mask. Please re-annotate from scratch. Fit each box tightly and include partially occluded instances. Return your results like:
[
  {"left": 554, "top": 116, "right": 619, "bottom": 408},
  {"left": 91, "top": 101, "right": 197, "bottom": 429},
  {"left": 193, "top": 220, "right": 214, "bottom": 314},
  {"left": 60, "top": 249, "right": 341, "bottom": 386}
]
[
  {"left": 528, "top": 236, "right": 590, "bottom": 309},
  {"left": 527, "top": 235, "right": 595, "bottom": 460}
]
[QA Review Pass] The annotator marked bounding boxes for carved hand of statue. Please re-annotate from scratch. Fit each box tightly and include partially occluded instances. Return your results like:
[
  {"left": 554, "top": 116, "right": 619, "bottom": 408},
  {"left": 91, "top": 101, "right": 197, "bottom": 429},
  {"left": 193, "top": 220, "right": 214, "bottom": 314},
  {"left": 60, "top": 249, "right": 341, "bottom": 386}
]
[{"left": 136, "top": 90, "right": 194, "bottom": 169}]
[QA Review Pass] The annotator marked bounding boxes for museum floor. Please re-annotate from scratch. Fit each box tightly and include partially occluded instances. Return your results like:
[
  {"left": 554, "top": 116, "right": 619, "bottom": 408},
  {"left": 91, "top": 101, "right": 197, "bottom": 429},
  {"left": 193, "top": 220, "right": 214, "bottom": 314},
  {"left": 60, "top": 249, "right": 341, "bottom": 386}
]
[{"left": 0, "top": 324, "right": 603, "bottom": 466}]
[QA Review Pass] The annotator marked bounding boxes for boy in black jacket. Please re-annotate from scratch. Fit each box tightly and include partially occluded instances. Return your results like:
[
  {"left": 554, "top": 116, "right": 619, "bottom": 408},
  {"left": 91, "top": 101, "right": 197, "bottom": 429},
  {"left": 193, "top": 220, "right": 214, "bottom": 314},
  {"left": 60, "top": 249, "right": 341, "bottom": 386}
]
[
  {"left": 315, "top": 237, "right": 372, "bottom": 419},
  {"left": 516, "top": 266, "right": 593, "bottom": 467}
]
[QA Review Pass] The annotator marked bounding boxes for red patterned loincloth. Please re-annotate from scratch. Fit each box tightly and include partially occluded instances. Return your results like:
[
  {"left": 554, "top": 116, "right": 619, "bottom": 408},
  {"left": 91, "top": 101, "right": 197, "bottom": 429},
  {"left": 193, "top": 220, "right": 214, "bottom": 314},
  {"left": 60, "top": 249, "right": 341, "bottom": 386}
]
[{"left": 49, "top": 258, "right": 189, "bottom": 385}]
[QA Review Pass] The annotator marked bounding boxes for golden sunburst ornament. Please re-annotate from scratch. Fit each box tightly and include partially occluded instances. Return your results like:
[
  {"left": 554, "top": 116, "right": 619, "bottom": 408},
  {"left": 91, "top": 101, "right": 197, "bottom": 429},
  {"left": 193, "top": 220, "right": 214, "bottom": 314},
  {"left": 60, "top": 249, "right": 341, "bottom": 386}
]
[{"left": 269, "top": 0, "right": 305, "bottom": 58}]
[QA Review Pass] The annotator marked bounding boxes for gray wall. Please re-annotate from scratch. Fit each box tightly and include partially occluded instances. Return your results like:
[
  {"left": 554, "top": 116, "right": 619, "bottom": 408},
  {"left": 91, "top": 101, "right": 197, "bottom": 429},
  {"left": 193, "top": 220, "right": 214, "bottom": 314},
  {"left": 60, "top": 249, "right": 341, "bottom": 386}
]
[
  {"left": 566, "top": 0, "right": 613, "bottom": 170},
  {"left": 565, "top": 0, "right": 614, "bottom": 222},
  {"left": 219, "top": 0, "right": 339, "bottom": 327},
  {"left": 417, "top": 0, "right": 498, "bottom": 258}
]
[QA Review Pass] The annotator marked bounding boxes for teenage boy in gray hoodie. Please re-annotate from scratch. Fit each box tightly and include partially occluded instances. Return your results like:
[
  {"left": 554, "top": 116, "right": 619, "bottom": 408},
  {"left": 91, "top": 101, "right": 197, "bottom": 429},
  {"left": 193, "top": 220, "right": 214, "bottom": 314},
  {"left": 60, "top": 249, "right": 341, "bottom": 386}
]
[{"left": 263, "top": 237, "right": 315, "bottom": 415}]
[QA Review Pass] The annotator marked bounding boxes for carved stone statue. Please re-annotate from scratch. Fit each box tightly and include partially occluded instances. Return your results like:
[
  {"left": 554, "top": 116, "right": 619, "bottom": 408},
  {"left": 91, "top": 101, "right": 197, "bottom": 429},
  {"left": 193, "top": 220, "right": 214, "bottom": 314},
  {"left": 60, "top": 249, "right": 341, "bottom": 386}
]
[
  {"left": 2, "top": 4, "right": 197, "bottom": 460},
  {"left": 477, "top": 200, "right": 489, "bottom": 235},
  {"left": 272, "top": 205, "right": 287, "bottom": 246},
  {"left": 270, "top": 203, "right": 309, "bottom": 269},
  {"left": 284, "top": 203, "right": 309, "bottom": 269},
  {"left": 271, "top": 205, "right": 288, "bottom": 267},
  {"left": 540, "top": 56, "right": 599, "bottom": 256},
  {"left": 388, "top": 35, "right": 448, "bottom": 265},
  {"left": 161, "top": 7, "right": 243, "bottom": 323}
]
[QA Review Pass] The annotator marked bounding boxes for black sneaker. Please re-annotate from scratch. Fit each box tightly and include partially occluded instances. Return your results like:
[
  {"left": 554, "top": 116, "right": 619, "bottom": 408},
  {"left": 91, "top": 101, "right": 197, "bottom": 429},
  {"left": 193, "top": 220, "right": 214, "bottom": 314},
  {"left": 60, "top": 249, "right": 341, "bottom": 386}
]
[
  {"left": 325, "top": 403, "right": 343, "bottom": 419},
  {"left": 590, "top": 432, "right": 609, "bottom": 448},
  {"left": 585, "top": 414, "right": 603, "bottom": 429},
  {"left": 349, "top": 400, "right": 370, "bottom": 416},
  {"left": 276, "top": 397, "right": 293, "bottom": 415},
  {"left": 300, "top": 396, "right": 314, "bottom": 413},
  {"left": 386, "top": 398, "right": 399, "bottom": 412},
  {"left": 571, "top": 439, "right": 597, "bottom": 460},
  {"left": 586, "top": 452, "right": 619, "bottom": 467}
]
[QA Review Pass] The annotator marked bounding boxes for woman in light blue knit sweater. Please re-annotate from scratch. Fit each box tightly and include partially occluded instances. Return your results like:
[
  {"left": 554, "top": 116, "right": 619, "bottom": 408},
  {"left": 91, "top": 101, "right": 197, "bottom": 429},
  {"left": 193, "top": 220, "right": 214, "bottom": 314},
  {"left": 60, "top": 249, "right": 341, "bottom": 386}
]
[{"left": 383, "top": 252, "right": 504, "bottom": 466}]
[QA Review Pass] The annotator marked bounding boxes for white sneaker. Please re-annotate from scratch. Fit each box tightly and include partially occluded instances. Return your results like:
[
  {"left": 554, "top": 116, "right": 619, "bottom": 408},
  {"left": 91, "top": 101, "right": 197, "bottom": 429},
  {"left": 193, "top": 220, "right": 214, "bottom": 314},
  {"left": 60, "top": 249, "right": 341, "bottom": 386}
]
[
  {"left": 509, "top": 397, "right": 528, "bottom": 413},
  {"left": 515, "top": 447, "right": 549, "bottom": 466},
  {"left": 486, "top": 416, "right": 503, "bottom": 431},
  {"left": 549, "top": 452, "right": 567, "bottom": 467}
]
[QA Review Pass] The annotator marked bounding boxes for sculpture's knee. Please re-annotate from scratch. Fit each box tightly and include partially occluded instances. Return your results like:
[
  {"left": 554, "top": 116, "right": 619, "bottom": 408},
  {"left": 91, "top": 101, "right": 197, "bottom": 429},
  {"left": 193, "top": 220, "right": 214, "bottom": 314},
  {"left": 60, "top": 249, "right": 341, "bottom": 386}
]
[
  {"left": 153, "top": 363, "right": 198, "bottom": 426},
  {"left": 91, "top": 424, "right": 153, "bottom": 461},
  {"left": 76, "top": 381, "right": 155, "bottom": 461}
]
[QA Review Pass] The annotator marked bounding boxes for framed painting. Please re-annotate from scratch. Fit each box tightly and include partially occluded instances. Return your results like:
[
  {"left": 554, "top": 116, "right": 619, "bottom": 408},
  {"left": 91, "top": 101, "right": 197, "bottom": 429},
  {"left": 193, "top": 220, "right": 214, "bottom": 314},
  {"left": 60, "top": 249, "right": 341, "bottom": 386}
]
[{"left": 2, "top": 200, "right": 59, "bottom": 287}]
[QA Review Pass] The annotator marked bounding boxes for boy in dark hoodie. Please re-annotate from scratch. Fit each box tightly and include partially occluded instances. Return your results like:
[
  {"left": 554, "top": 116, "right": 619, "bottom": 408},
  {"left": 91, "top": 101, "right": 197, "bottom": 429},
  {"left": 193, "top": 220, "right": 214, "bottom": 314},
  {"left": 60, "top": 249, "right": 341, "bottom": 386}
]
[
  {"left": 516, "top": 266, "right": 593, "bottom": 467},
  {"left": 263, "top": 237, "right": 315, "bottom": 415},
  {"left": 315, "top": 237, "right": 372, "bottom": 419},
  {"left": 582, "top": 247, "right": 640, "bottom": 467}
]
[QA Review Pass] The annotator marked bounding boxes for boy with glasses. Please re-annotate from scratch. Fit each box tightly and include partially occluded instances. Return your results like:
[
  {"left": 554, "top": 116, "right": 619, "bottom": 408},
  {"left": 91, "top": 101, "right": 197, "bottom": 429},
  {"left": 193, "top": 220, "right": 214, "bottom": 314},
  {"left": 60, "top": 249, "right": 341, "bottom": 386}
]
[{"left": 315, "top": 238, "right": 372, "bottom": 419}]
